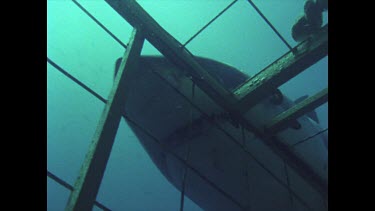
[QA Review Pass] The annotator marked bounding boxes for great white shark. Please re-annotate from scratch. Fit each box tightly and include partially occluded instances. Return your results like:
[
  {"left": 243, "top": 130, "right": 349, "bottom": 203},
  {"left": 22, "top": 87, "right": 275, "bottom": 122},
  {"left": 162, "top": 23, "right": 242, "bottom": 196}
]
[{"left": 114, "top": 56, "right": 328, "bottom": 211}]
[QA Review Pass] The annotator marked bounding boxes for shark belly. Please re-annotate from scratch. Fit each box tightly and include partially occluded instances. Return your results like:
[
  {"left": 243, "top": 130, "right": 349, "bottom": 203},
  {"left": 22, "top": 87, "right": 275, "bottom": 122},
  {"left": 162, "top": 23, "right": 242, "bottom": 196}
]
[{"left": 117, "top": 56, "right": 328, "bottom": 211}]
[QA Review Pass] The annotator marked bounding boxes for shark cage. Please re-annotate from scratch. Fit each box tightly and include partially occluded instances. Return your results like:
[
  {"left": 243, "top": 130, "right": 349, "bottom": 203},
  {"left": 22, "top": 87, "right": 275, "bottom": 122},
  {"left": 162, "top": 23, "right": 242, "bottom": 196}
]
[{"left": 47, "top": 0, "right": 328, "bottom": 210}]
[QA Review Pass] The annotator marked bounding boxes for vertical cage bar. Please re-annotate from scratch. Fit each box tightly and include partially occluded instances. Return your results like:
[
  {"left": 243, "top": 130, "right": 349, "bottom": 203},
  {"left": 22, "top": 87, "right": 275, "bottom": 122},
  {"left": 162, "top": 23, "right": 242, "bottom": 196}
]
[{"left": 65, "top": 28, "right": 144, "bottom": 211}]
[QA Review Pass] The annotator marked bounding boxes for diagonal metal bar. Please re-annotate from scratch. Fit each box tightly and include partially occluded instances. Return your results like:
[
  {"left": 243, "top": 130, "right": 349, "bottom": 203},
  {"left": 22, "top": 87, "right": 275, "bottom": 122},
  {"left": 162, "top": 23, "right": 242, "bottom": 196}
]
[
  {"left": 240, "top": 117, "right": 328, "bottom": 199},
  {"left": 105, "top": 0, "right": 238, "bottom": 113},
  {"left": 72, "top": 0, "right": 127, "bottom": 49},
  {"left": 123, "top": 115, "right": 245, "bottom": 210},
  {"left": 47, "top": 171, "right": 111, "bottom": 211},
  {"left": 105, "top": 0, "right": 327, "bottom": 202},
  {"left": 246, "top": 0, "right": 293, "bottom": 51},
  {"left": 183, "top": 0, "right": 238, "bottom": 47},
  {"left": 234, "top": 24, "right": 328, "bottom": 113},
  {"left": 49, "top": 59, "right": 245, "bottom": 210},
  {"left": 47, "top": 57, "right": 107, "bottom": 104},
  {"left": 148, "top": 64, "right": 313, "bottom": 210},
  {"left": 47, "top": 171, "right": 74, "bottom": 191},
  {"left": 265, "top": 88, "right": 328, "bottom": 134},
  {"left": 283, "top": 161, "right": 294, "bottom": 205},
  {"left": 65, "top": 28, "right": 145, "bottom": 211},
  {"left": 292, "top": 128, "right": 328, "bottom": 147},
  {"left": 49, "top": 57, "right": 312, "bottom": 210}
]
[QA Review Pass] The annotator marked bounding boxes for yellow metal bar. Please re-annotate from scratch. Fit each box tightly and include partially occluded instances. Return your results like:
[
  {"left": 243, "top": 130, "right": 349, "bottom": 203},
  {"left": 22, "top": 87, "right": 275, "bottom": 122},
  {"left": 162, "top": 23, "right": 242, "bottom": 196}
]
[
  {"left": 234, "top": 25, "right": 328, "bottom": 113},
  {"left": 265, "top": 88, "right": 328, "bottom": 134},
  {"left": 105, "top": 0, "right": 237, "bottom": 113},
  {"left": 65, "top": 28, "right": 144, "bottom": 211},
  {"left": 105, "top": 0, "right": 327, "bottom": 200}
]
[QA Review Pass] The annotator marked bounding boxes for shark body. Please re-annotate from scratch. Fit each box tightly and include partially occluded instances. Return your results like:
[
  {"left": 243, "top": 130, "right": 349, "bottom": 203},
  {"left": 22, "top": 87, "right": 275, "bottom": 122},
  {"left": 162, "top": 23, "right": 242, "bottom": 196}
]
[{"left": 114, "top": 56, "right": 328, "bottom": 211}]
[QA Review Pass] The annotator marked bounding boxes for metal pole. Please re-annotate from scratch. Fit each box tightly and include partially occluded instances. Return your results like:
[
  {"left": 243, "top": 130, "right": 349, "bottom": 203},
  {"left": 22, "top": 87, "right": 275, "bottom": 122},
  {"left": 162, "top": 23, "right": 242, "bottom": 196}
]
[{"left": 65, "top": 28, "right": 144, "bottom": 211}]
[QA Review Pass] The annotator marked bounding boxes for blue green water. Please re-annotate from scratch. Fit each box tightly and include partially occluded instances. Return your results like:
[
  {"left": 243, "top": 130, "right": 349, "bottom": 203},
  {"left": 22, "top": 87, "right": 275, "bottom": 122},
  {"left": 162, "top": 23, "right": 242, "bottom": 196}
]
[{"left": 47, "top": 0, "right": 328, "bottom": 210}]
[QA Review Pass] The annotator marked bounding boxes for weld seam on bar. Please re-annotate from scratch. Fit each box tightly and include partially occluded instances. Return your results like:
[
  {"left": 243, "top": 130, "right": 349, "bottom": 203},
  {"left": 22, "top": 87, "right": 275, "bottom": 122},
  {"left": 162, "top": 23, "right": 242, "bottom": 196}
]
[
  {"left": 292, "top": 128, "right": 328, "bottom": 147},
  {"left": 47, "top": 171, "right": 111, "bottom": 211},
  {"left": 246, "top": 0, "right": 292, "bottom": 51},
  {"left": 47, "top": 57, "right": 107, "bottom": 104},
  {"left": 183, "top": 0, "right": 238, "bottom": 47},
  {"left": 72, "top": 0, "right": 127, "bottom": 49}
]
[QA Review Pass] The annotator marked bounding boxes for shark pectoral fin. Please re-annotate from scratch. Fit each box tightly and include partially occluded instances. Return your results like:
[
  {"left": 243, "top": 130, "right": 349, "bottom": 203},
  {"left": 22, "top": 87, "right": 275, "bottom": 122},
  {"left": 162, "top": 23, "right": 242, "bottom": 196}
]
[
  {"left": 307, "top": 110, "right": 320, "bottom": 124},
  {"left": 294, "top": 95, "right": 320, "bottom": 124},
  {"left": 290, "top": 120, "right": 302, "bottom": 130}
]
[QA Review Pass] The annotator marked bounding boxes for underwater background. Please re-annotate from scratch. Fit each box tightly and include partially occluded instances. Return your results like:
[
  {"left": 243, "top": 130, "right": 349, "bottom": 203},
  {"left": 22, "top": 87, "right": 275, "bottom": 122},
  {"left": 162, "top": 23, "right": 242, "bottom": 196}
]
[{"left": 47, "top": 0, "right": 328, "bottom": 210}]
